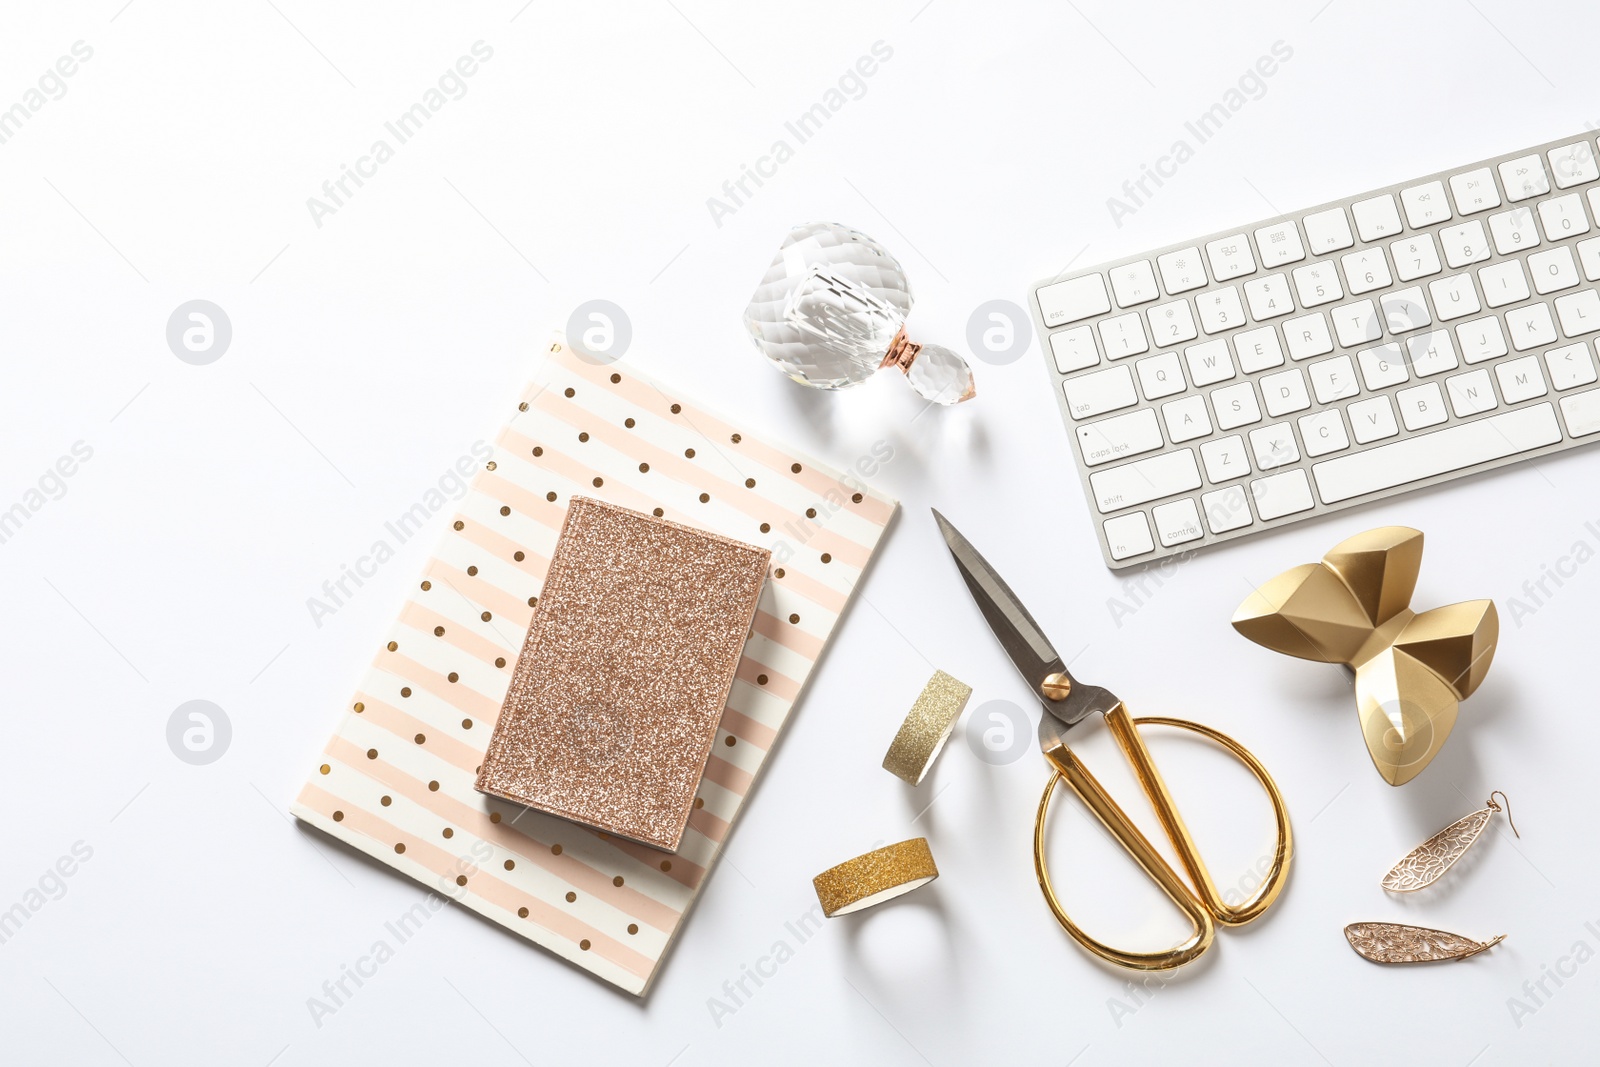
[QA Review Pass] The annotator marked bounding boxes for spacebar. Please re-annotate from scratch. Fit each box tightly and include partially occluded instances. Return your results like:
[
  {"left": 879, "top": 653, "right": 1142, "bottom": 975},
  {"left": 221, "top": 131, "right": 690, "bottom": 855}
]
[{"left": 1313, "top": 403, "right": 1562, "bottom": 504}]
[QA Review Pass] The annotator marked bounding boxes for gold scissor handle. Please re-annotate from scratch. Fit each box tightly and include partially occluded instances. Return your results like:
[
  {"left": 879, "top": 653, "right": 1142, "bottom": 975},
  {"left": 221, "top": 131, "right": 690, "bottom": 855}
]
[
  {"left": 1034, "top": 738, "right": 1215, "bottom": 970},
  {"left": 1033, "top": 705, "right": 1293, "bottom": 970}
]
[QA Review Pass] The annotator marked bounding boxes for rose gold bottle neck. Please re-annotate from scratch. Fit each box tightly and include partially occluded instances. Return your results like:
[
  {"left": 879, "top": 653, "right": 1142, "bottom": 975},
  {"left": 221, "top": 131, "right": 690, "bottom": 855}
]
[{"left": 880, "top": 326, "right": 921, "bottom": 372}]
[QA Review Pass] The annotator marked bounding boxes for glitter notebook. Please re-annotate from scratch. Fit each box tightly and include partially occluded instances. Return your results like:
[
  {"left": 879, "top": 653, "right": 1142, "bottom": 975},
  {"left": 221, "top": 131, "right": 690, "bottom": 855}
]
[
  {"left": 476, "top": 497, "right": 771, "bottom": 851},
  {"left": 291, "top": 339, "right": 897, "bottom": 995}
]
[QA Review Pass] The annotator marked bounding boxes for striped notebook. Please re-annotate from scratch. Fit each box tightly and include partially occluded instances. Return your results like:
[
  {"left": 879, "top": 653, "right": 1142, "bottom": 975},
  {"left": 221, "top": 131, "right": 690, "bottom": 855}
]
[{"left": 291, "top": 338, "right": 896, "bottom": 995}]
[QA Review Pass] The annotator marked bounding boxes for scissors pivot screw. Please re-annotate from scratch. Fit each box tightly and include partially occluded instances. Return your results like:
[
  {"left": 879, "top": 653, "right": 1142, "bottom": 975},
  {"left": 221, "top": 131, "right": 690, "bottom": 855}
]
[{"left": 1040, "top": 673, "right": 1073, "bottom": 702}]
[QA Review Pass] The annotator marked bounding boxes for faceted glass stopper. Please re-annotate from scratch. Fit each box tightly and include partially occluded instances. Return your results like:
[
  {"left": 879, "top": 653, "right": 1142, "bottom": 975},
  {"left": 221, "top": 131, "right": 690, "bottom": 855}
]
[{"left": 743, "top": 221, "right": 975, "bottom": 403}]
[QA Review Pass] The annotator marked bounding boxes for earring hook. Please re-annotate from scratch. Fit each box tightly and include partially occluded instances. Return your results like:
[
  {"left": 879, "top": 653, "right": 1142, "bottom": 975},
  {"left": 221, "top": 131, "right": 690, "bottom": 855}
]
[{"left": 1488, "top": 790, "right": 1519, "bottom": 838}]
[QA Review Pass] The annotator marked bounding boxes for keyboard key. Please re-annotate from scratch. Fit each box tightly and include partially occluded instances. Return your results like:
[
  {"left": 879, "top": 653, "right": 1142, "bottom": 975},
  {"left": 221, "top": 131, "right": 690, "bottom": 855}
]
[
  {"left": 1391, "top": 234, "right": 1443, "bottom": 281},
  {"left": 1152, "top": 498, "right": 1204, "bottom": 547},
  {"left": 1104, "top": 512, "right": 1155, "bottom": 560},
  {"left": 1401, "top": 181, "right": 1452, "bottom": 227},
  {"left": 1398, "top": 382, "right": 1448, "bottom": 430},
  {"left": 1586, "top": 191, "right": 1600, "bottom": 235},
  {"left": 1304, "top": 208, "right": 1355, "bottom": 254},
  {"left": 1380, "top": 286, "right": 1432, "bottom": 333},
  {"left": 1313, "top": 404, "right": 1561, "bottom": 503},
  {"left": 1333, "top": 300, "right": 1382, "bottom": 348},
  {"left": 1449, "top": 167, "right": 1502, "bottom": 214},
  {"left": 1150, "top": 299, "right": 1198, "bottom": 347},
  {"left": 1249, "top": 422, "right": 1300, "bottom": 469},
  {"left": 1352, "top": 195, "right": 1403, "bottom": 242},
  {"left": 1549, "top": 141, "right": 1599, "bottom": 188},
  {"left": 1039, "top": 274, "right": 1110, "bottom": 327},
  {"left": 1200, "top": 435, "right": 1249, "bottom": 482},
  {"left": 1260, "top": 368, "right": 1311, "bottom": 416},
  {"left": 1090, "top": 449, "right": 1202, "bottom": 512},
  {"left": 1254, "top": 221, "right": 1306, "bottom": 268},
  {"left": 1499, "top": 154, "right": 1550, "bottom": 201},
  {"left": 1184, "top": 339, "right": 1235, "bottom": 386},
  {"left": 1099, "top": 312, "right": 1151, "bottom": 358},
  {"left": 1341, "top": 248, "right": 1392, "bottom": 295},
  {"left": 1243, "top": 273, "right": 1294, "bottom": 320},
  {"left": 1559, "top": 388, "right": 1600, "bottom": 436},
  {"left": 1554, "top": 291, "right": 1600, "bottom": 338},
  {"left": 1136, "top": 351, "right": 1187, "bottom": 399},
  {"left": 1251, "top": 469, "right": 1315, "bottom": 519},
  {"left": 1496, "top": 355, "right": 1548, "bottom": 403},
  {"left": 1050, "top": 326, "right": 1099, "bottom": 373},
  {"left": 1205, "top": 235, "right": 1256, "bottom": 281},
  {"left": 1162, "top": 394, "right": 1212, "bottom": 442},
  {"left": 1404, "top": 329, "right": 1458, "bottom": 377},
  {"left": 1298, "top": 408, "right": 1350, "bottom": 457},
  {"left": 1445, "top": 368, "right": 1498, "bottom": 417},
  {"left": 1212, "top": 381, "right": 1261, "bottom": 430},
  {"left": 1157, "top": 248, "right": 1207, "bottom": 294},
  {"left": 1077, "top": 408, "right": 1165, "bottom": 466},
  {"left": 1538, "top": 193, "right": 1590, "bottom": 241},
  {"left": 1489, "top": 206, "right": 1540, "bottom": 255},
  {"left": 1529, "top": 246, "right": 1580, "bottom": 294},
  {"left": 1457, "top": 316, "right": 1508, "bottom": 363},
  {"left": 1478, "top": 260, "right": 1529, "bottom": 308},
  {"left": 1284, "top": 312, "right": 1334, "bottom": 360},
  {"left": 1062, "top": 365, "right": 1137, "bottom": 419},
  {"left": 1196, "top": 286, "right": 1246, "bottom": 334},
  {"left": 1234, "top": 325, "right": 1285, "bottom": 372},
  {"left": 1309, "top": 355, "right": 1359, "bottom": 403},
  {"left": 1579, "top": 236, "right": 1600, "bottom": 280},
  {"left": 1292, "top": 260, "right": 1343, "bottom": 307},
  {"left": 1348, "top": 395, "right": 1400, "bottom": 443},
  {"left": 1428, "top": 273, "right": 1481, "bottom": 321},
  {"left": 1506, "top": 303, "right": 1558, "bottom": 350},
  {"left": 1202, "top": 485, "right": 1254, "bottom": 533},
  {"left": 1546, "top": 342, "right": 1598, "bottom": 390},
  {"left": 1358, "top": 343, "right": 1408, "bottom": 390},
  {"left": 1111, "top": 260, "right": 1160, "bottom": 307},
  {"left": 1440, "top": 220, "right": 1490, "bottom": 267}
]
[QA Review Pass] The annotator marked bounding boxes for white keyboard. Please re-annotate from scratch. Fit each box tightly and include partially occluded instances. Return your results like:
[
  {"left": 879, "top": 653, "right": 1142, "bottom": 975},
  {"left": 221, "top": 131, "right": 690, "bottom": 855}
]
[{"left": 1032, "top": 131, "right": 1600, "bottom": 569}]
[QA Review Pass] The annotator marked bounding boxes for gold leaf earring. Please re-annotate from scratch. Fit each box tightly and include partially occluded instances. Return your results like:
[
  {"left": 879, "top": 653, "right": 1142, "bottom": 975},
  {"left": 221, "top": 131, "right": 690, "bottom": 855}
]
[
  {"left": 1345, "top": 922, "right": 1505, "bottom": 964},
  {"left": 1382, "top": 791, "right": 1518, "bottom": 893}
]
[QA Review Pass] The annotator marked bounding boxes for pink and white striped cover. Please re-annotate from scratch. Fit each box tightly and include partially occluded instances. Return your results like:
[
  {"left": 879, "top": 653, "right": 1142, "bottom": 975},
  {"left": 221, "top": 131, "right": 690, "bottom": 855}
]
[{"left": 291, "top": 339, "right": 896, "bottom": 995}]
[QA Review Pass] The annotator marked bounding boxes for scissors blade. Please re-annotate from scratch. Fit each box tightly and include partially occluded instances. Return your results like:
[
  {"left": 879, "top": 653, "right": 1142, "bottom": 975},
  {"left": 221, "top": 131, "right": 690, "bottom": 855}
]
[{"left": 932, "top": 508, "right": 1071, "bottom": 701}]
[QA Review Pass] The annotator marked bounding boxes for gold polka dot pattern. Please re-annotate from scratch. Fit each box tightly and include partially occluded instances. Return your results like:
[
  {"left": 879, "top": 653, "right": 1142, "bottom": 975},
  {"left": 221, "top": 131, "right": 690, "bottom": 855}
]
[{"left": 289, "top": 339, "right": 896, "bottom": 995}]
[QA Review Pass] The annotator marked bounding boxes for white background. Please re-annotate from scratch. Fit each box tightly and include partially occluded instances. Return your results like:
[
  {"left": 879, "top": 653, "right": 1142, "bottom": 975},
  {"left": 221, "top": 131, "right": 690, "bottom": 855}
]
[{"left": 1, "top": 1, "right": 1596, "bottom": 1063}]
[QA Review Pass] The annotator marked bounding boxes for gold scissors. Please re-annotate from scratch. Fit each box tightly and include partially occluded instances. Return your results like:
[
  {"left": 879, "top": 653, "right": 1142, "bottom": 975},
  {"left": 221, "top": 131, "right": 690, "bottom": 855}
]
[{"left": 934, "top": 510, "right": 1292, "bottom": 970}]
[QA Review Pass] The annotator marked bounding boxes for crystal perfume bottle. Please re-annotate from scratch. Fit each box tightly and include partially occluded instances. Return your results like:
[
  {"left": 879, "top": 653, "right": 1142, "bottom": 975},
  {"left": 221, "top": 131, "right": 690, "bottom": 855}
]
[{"left": 743, "top": 222, "right": 975, "bottom": 404}]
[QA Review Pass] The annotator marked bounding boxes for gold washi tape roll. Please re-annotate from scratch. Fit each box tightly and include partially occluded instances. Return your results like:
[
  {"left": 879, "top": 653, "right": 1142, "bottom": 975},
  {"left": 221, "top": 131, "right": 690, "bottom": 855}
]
[
  {"left": 882, "top": 670, "right": 972, "bottom": 785},
  {"left": 812, "top": 838, "right": 939, "bottom": 917}
]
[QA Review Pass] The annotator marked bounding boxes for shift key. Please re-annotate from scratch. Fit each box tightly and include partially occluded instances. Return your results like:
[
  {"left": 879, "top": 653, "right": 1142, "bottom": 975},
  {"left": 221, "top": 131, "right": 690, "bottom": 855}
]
[{"left": 1090, "top": 449, "right": 1202, "bottom": 513}]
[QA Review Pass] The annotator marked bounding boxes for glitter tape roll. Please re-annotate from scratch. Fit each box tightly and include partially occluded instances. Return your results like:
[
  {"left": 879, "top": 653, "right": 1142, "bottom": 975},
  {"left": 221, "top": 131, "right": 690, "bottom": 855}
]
[
  {"left": 882, "top": 670, "right": 972, "bottom": 786},
  {"left": 812, "top": 838, "right": 939, "bottom": 917}
]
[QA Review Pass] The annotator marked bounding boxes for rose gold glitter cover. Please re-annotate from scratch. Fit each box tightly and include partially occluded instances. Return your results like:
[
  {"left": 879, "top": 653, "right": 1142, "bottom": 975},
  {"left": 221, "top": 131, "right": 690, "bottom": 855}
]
[{"left": 476, "top": 497, "right": 770, "bottom": 851}]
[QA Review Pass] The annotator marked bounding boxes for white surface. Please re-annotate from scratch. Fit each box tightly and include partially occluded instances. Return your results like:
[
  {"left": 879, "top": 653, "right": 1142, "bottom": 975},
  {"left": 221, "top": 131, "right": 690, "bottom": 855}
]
[{"left": 1, "top": 1, "right": 1596, "bottom": 1063}]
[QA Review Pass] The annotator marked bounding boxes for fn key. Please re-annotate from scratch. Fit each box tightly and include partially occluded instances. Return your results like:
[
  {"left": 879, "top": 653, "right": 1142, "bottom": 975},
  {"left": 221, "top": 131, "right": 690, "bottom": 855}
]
[{"left": 1104, "top": 512, "right": 1154, "bottom": 560}]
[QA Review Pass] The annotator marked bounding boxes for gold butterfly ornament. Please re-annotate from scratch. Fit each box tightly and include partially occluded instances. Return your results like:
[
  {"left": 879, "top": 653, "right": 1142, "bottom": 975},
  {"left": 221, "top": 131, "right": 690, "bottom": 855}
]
[{"left": 1232, "top": 527, "right": 1498, "bottom": 785}]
